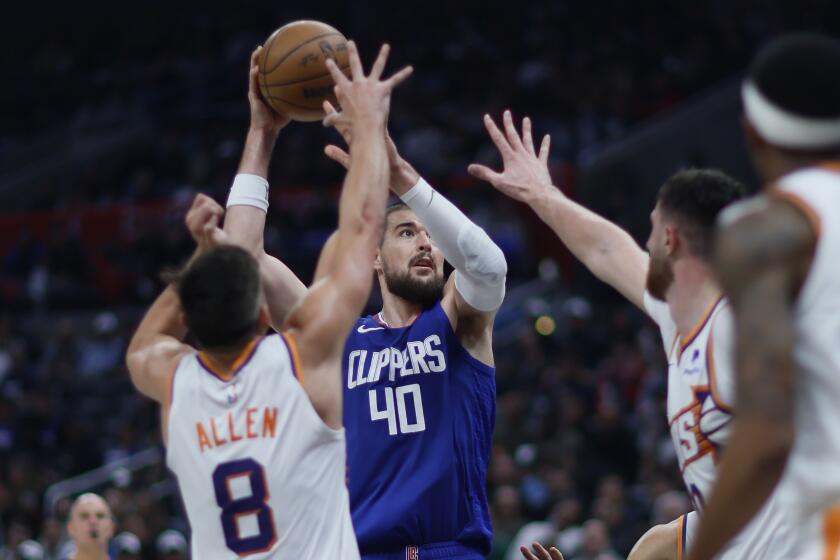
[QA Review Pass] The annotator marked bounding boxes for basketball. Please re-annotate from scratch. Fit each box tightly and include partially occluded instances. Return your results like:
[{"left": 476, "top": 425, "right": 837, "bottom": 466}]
[{"left": 258, "top": 20, "right": 351, "bottom": 122}]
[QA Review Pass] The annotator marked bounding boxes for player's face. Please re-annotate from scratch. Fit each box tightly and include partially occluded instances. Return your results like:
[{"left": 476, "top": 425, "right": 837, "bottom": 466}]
[
  {"left": 645, "top": 205, "right": 675, "bottom": 301},
  {"left": 67, "top": 496, "right": 114, "bottom": 548},
  {"left": 377, "top": 209, "right": 445, "bottom": 307}
]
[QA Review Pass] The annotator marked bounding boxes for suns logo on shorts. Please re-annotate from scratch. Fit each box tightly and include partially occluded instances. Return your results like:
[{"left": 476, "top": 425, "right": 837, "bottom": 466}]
[{"left": 669, "top": 385, "right": 732, "bottom": 472}]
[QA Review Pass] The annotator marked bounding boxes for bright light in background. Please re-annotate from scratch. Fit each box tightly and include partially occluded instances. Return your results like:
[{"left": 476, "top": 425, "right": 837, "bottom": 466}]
[{"left": 534, "top": 315, "right": 556, "bottom": 336}]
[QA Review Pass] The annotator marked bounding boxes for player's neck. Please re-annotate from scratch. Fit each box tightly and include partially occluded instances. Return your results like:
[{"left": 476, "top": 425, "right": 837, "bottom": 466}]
[
  {"left": 379, "top": 290, "right": 423, "bottom": 328},
  {"left": 666, "top": 259, "right": 722, "bottom": 338},
  {"left": 202, "top": 336, "right": 260, "bottom": 373}
]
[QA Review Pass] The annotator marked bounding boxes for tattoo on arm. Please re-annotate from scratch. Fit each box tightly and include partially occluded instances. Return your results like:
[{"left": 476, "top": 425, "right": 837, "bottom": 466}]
[{"left": 713, "top": 199, "right": 816, "bottom": 420}]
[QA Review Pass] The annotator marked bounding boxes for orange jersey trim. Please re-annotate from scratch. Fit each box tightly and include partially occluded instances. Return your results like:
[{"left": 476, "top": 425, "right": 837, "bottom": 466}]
[
  {"left": 770, "top": 189, "right": 822, "bottom": 242},
  {"left": 824, "top": 505, "right": 840, "bottom": 560},
  {"left": 679, "top": 296, "right": 724, "bottom": 355},
  {"left": 819, "top": 161, "right": 840, "bottom": 174},
  {"left": 280, "top": 331, "right": 304, "bottom": 386},
  {"left": 677, "top": 514, "right": 686, "bottom": 560},
  {"left": 197, "top": 337, "right": 262, "bottom": 381}
]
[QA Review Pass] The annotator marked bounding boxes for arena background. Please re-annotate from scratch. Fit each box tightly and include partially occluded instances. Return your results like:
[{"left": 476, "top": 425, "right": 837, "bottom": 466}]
[{"left": 2, "top": 1, "right": 839, "bottom": 558}]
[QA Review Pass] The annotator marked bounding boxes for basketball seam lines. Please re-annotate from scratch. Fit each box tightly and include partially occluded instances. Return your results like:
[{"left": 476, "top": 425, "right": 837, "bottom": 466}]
[
  {"left": 261, "top": 64, "right": 351, "bottom": 88},
  {"left": 261, "top": 32, "right": 342, "bottom": 74}
]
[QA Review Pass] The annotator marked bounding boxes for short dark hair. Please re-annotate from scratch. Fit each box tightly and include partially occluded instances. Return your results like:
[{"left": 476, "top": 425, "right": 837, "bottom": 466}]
[
  {"left": 750, "top": 33, "right": 840, "bottom": 119},
  {"left": 381, "top": 201, "right": 412, "bottom": 244},
  {"left": 657, "top": 169, "right": 747, "bottom": 259},
  {"left": 175, "top": 246, "right": 261, "bottom": 350}
]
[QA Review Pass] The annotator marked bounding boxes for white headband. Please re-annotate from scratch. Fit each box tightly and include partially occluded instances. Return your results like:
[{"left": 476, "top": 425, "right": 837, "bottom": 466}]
[{"left": 742, "top": 81, "right": 840, "bottom": 149}]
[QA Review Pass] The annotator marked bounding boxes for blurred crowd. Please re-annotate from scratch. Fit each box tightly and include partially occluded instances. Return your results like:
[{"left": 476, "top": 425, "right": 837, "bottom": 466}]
[
  {"left": 3, "top": 0, "right": 840, "bottom": 558},
  {"left": 4, "top": 0, "right": 838, "bottom": 211}
]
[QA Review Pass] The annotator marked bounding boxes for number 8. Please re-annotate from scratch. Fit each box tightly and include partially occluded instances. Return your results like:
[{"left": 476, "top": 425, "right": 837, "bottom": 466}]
[{"left": 212, "top": 458, "right": 277, "bottom": 555}]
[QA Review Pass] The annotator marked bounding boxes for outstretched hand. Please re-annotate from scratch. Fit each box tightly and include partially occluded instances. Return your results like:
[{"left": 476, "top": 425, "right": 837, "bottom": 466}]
[
  {"left": 248, "top": 46, "right": 291, "bottom": 134},
  {"left": 185, "top": 194, "right": 229, "bottom": 252},
  {"left": 322, "top": 108, "right": 419, "bottom": 193},
  {"left": 468, "top": 110, "right": 553, "bottom": 203},
  {"left": 521, "top": 543, "right": 565, "bottom": 560},
  {"left": 324, "top": 41, "right": 412, "bottom": 131}
]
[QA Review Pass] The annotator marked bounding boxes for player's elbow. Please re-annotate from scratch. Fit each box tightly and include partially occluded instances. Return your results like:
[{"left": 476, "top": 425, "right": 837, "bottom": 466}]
[
  {"left": 459, "top": 225, "right": 507, "bottom": 284},
  {"left": 125, "top": 350, "right": 146, "bottom": 388}
]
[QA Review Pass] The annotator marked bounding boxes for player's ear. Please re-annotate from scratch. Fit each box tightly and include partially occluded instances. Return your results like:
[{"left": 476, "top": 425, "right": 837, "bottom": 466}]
[
  {"left": 664, "top": 224, "right": 680, "bottom": 257},
  {"left": 373, "top": 249, "right": 383, "bottom": 273}
]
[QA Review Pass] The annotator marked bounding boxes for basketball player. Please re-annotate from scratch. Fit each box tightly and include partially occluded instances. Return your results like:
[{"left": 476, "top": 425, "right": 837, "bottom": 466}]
[
  {"left": 222, "top": 47, "right": 507, "bottom": 560},
  {"left": 688, "top": 34, "right": 840, "bottom": 560},
  {"left": 64, "top": 493, "right": 114, "bottom": 560},
  {"left": 125, "top": 41, "right": 409, "bottom": 559},
  {"left": 470, "top": 112, "right": 797, "bottom": 559}
]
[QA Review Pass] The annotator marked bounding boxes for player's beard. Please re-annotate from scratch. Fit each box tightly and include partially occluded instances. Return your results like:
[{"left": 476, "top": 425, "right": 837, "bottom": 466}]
[
  {"left": 646, "top": 252, "right": 674, "bottom": 301},
  {"left": 383, "top": 265, "right": 445, "bottom": 310}
]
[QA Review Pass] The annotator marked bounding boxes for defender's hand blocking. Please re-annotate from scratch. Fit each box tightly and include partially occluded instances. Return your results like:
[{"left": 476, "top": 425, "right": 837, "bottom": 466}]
[
  {"left": 248, "top": 46, "right": 291, "bottom": 134},
  {"left": 324, "top": 42, "right": 412, "bottom": 131},
  {"left": 468, "top": 111, "right": 553, "bottom": 203},
  {"left": 185, "top": 194, "right": 229, "bottom": 251},
  {"left": 521, "top": 543, "right": 565, "bottom": 560},
  {"left": 323, "top": 109, "right": 420, "bottom": 194}
]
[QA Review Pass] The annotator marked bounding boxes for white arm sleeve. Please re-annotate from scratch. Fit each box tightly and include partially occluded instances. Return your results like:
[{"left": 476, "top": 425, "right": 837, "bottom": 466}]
[{"left": 400, "top": 177, "right": 507, "bottom": 312}]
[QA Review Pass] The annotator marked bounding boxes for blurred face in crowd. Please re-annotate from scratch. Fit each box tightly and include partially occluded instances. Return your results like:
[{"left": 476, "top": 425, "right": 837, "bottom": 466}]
[
  {"left": 67, "top": 494, "right": 114, "bottom": 549},
  {"left": 581, "top": 519, "right": 612, "bottom": 555},
  {"left": 645, "top": 204, "right": 676, "bottom": 301},
  {"left": 376, "top": 208, "right": 445, "bottom": 309}
]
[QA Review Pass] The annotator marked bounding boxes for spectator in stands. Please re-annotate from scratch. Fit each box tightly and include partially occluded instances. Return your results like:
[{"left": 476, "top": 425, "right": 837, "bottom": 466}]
[{"left": 64, "top": 494, "right": 114, "bottom": 560}]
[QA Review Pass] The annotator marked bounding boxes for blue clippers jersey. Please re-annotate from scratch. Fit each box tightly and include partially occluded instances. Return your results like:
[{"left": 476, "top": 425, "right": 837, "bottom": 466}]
[{"left": 343, "top": 302, "right": 495, "bottom": 555}]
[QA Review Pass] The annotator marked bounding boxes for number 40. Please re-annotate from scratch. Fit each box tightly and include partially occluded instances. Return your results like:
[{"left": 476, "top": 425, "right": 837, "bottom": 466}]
[{"left": 369, "top": 384, "right": 426, "bottom": 436}]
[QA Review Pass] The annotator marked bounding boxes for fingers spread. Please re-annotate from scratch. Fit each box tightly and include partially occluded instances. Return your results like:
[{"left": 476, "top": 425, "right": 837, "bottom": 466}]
[
  {"left": 325, "top": 57, "right": 351, "bottom": 89},
  {"left": 383, "top": 65, "right": 413, "bottom": 89},
  {"left": 346, "top": 40, "right": 364, "bottom": 79},
  {"left": 369, "top": 43, "right": 390, "bottom": 80},
  {"left": 483, "top": 114, "right": 512, "bottom": 156},
  {"left": 467, "top": 163, "right": 502, "bottom": 185},
  {"left": 522, "top": 116, "right": 535, "bottom": 155},
  {"left": 538, "top": 134, "right": 551, "bottom": 164},
  {"left": 503, "top": 109, "right": 525, "bottom": 151}
]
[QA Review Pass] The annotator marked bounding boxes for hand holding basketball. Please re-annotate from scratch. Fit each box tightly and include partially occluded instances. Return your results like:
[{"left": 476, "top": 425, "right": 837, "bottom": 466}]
[
  {"left": 324, "top": 42, "right": 412, "bottom": 131},
  {"left": 248, "top": 47, "right": 291, "bottom": 134}
]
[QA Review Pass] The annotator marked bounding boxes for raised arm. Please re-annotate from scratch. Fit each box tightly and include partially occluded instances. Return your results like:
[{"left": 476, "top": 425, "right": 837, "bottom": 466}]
[
  {"left": 283, "top": 42, "right": 412, "bottom": 429},
  {"left": 687, "top": 197, "right": 815, "bottom": 560},
  {"left": 468, "top": 111, "right": 649, "bottom": 310},
  {"left": 125, "top": 195, "right": 223, "bottom": 404},
  {"left": 223, "top": 47, "right": 306, "bottom": 330},
  {"left": 323, "top": 102, "right": 508, "bottom": 361}
]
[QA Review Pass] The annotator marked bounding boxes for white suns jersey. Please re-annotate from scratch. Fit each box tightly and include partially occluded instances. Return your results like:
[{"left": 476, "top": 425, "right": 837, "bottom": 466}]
[
  {"left": 767, "top": 165, "right": 840, "bottom": 558},
  {"left": 166, "top": 334, "right": 359, "bottom": 560},
  {"left": 644, "top": 293, "right": 797, "bottom": 559}
]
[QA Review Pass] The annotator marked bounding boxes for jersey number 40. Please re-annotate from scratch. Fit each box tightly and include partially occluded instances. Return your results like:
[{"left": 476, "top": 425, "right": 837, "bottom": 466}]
[
  {"left": 212, "top": 458, "right": 277, "bottom": 555},
  {"left": 369, "top": 383, "right": 426, "bottom": 436}
]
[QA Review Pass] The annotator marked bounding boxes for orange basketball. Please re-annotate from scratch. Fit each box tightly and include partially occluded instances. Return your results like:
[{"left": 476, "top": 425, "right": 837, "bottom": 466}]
[{"left": 258, "top": 21, "right": 351, "bottom": 122}]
